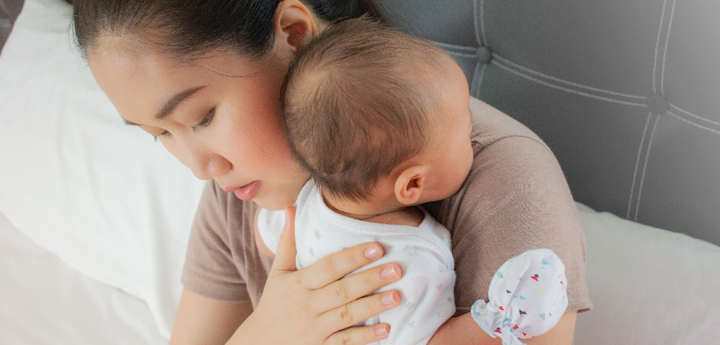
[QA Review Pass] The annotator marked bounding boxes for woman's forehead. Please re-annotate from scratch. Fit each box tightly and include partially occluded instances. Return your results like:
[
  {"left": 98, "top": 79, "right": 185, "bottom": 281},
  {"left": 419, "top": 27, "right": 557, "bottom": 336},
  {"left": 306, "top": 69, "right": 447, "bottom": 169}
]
[
  {"left": 89, "top": 37, "right": 263, "bottom": 83},
  {"left": 88, "top": 41, "right": 264, "bottom": 119},
  {"left": 88, "top": 45, "right": 194, "bottom": 116}
]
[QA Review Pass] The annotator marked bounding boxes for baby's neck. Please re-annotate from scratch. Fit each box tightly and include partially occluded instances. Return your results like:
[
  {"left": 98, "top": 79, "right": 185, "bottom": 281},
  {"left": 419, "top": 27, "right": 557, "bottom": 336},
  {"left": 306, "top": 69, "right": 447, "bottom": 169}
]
[
  {"left": 364, "top": 207, "right": 425, "bottom": 227},
  {"left": 322, "top": 193, "right": 425, "bottom": 227}
]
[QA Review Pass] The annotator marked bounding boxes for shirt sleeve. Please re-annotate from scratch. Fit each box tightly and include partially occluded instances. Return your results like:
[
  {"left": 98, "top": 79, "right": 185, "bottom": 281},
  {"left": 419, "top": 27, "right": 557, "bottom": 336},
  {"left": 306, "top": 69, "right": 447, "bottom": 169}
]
[
  {"left": 181, "top": 180, "right": 251, "bottom": 302},
  {"left": 425, "top": 136, "right": 593, "bottom": 315}
]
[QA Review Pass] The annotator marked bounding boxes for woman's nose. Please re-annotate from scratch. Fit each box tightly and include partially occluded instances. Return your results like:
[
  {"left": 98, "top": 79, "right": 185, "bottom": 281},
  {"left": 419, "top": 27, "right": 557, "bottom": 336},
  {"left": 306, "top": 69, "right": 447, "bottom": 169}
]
[
  {"left": 170, "top": 140, "right": 231, "bottom": 180},
  {"left": 187, "top": 151, "right": 231, "bottom": 180}
]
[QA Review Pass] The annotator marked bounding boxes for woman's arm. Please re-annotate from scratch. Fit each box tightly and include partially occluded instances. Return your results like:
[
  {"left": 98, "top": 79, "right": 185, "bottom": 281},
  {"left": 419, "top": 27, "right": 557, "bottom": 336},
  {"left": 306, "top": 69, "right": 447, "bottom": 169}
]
[
  {"left": 428, "top": 312, "right": 577, "bottom": 345},
  {"left": 422, "top": 99, "right": 589, "bottom": 344},
  {"left": 170, "top": 289, "right": 254, "bottom": 345}
]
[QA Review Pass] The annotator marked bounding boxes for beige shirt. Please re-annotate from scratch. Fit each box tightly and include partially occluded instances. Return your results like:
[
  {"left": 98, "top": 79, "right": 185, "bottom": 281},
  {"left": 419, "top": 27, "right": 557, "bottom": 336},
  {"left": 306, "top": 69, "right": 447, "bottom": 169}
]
[{"left": 181, "top": 97, "right": 593, "bottom": 315}]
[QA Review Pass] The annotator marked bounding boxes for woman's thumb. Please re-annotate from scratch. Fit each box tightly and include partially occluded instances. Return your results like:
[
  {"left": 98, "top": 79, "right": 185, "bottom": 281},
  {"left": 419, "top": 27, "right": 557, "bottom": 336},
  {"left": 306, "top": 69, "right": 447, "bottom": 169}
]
[{"left": 270, "top": 205, "right": 297, "bottom": 274}]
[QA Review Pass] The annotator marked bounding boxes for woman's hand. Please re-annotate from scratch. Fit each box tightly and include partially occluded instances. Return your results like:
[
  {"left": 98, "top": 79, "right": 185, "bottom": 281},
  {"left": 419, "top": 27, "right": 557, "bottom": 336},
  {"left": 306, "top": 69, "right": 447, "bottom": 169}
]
[{"left": 228, "top": 206, "right": 403, "bottom": 345}]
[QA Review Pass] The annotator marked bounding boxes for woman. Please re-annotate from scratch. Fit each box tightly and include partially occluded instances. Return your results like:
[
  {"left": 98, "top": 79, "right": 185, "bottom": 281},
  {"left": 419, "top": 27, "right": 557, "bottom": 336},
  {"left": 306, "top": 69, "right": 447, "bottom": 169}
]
[{"left": 73, "top": 0, "right": 592, "bottom": 344}]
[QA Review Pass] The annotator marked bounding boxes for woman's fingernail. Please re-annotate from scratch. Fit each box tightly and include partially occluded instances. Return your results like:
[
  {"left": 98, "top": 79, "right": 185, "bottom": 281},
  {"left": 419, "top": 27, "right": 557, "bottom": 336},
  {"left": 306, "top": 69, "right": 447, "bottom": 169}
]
[
  {"left": 380, "top": 292, "right": 396, "bottom": 306},
  {"left": 374, "top": 325, "right": 389, "bottom": 337},
  {"left": 380, "top": 265, "right": 398, "bottom": 280},
  {"left": 364, "top": 245, "right": 381, "bottom": 259}
]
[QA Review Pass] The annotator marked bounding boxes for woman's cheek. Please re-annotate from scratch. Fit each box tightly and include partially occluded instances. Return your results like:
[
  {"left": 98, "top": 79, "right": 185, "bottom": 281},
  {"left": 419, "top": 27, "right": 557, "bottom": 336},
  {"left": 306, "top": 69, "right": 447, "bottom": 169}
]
[{"left": 160, "top": 138, "right": 186, "bottom": 167}]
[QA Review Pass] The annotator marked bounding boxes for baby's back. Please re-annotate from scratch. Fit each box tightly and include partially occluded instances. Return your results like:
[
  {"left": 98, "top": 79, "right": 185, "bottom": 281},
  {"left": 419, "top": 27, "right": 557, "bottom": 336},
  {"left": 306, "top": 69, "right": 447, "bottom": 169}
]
[{"left": 258, "top": 180, "right": 456, "bottom": 345}]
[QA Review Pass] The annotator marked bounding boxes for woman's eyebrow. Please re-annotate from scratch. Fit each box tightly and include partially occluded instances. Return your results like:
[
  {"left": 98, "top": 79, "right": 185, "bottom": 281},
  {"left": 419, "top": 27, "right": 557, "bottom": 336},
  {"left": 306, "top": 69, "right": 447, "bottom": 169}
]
[{"left": 154, "top": 86, "right": 205, "bottom": 120}]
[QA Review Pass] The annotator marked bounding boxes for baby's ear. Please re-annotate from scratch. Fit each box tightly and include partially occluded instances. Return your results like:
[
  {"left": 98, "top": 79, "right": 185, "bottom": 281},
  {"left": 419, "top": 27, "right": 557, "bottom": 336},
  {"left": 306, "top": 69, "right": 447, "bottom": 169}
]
[{"left": 394, "top": 165, "right": 429, "bottom": 205}]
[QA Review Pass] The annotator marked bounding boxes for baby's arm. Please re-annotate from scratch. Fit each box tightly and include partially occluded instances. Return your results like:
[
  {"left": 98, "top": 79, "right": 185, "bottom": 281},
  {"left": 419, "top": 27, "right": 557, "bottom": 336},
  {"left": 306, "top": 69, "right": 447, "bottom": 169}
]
[
  {"left": 254, "top": 208, "right": 275, "bottom": 259},
  {"left": 428, "top": 312, "right": 577, "bottom": 345},
  {"left": 429, "top": 249, "right": 574, "bottom": 345}
]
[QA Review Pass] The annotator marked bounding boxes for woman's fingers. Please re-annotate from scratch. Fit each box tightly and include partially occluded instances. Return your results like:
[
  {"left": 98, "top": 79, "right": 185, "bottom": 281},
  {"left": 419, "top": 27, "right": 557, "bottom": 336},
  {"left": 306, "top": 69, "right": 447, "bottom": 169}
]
[
  {"left": 320, "top": 290, "right": 400, "bottom": 337},
  {"left": 300, "top": 242, "right": 385, "bottom": 289},
  {"left": 325, "top": 323, "right": 391, "bottom": 345},
  {"left": 269, "top": 206, "right": 298, "bottom": 275},
  {"left": 315, "top": 263, "right": 402, "bottom": 311}
]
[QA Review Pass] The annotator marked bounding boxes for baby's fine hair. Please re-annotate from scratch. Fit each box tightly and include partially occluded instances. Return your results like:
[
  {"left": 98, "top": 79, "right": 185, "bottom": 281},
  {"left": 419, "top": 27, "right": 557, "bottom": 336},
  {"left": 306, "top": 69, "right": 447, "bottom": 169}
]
[{"left": 281, "top": 16, "right": 449, "bottom": 202}]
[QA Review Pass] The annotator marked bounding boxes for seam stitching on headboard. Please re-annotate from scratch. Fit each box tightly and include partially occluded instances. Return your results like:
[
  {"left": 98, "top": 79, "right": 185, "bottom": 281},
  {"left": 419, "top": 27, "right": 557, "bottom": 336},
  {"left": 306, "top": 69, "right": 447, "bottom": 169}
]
[
  {"left": 492, "top": 59, "right": 646, "bottom": 107},
  {"left": 627, "top": 112, "right": 654, "bottom": 219},
  {"left": 493, "top": 55, "right": 645, "bottom": 100},
  {"left": 661, "top": 0, "right": 677, "bottom": 95},
  {"left": 669, "top": 104, "right": 720, "bottom": 127},
  {"left": 653, "top": 0, "right": 668, "bottom": 94},
  {"left": 634, "top": 114, "right": 661, "bottom": 221},
  {"left": 433, "top": 41, "right": 477, "bottom": 53},
  {"left": 668, "top": 111, "right": 720, "bottom": 136},
  {"left": 470, "top": 61, "right": 481, "bottom": 96},
  {"left": 475, "top": 63, "right": 487, "bottom": 97}
]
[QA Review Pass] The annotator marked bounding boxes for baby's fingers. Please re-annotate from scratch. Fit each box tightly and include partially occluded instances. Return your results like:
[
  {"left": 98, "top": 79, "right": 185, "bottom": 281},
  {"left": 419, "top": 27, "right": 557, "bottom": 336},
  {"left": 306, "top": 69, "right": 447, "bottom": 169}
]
[{"left": 325, "top": 323, "right": 391, "bottom": 345}]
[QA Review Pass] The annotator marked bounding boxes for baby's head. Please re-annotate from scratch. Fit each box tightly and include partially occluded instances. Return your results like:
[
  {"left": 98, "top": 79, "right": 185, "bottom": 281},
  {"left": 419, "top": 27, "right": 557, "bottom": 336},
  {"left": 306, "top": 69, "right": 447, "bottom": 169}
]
[{"left": 281, "top": 17, "right": 474, "bottom": 216}]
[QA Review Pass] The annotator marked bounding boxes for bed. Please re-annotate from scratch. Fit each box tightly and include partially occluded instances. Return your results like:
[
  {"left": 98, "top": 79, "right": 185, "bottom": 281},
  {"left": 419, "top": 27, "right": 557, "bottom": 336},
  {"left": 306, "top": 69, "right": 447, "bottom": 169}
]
[{"left": 1, "top": 0, "right": 719, "bottom": 344}]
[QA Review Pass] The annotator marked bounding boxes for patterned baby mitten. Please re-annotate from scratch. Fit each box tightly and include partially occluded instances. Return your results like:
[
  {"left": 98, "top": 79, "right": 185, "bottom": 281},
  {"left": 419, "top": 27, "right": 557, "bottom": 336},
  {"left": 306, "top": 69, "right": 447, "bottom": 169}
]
[{"left": 470, "top": 249, "right": 568, "bottom": 345}]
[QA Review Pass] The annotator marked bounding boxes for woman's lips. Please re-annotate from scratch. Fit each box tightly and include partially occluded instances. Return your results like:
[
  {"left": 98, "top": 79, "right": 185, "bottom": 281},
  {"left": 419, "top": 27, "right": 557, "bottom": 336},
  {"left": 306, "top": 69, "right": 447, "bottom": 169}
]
[{"left": 229, "top": 181, "right": 261, "bottom": 201}]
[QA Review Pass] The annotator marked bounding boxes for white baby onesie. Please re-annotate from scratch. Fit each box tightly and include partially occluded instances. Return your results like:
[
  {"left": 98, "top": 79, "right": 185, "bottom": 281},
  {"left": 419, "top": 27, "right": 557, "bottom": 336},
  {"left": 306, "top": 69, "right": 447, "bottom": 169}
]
[{"left": 257, "top": 180, "right": 456, "bottom": 345}]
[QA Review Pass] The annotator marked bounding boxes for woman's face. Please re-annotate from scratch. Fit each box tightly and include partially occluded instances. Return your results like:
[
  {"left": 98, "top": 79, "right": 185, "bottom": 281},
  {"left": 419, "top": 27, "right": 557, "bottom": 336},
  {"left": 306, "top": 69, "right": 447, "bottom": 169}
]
[{"left": 88, "top": 40, "right": 310, "bottom": 210}]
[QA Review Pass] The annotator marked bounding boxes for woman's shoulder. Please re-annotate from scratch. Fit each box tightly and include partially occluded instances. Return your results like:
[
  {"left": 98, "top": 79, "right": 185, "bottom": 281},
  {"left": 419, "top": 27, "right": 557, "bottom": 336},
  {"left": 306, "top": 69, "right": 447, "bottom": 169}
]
[
  {"left": 469, "top": 96, "right": 549, "bottom": 151},
  {"left": 182, "top": 179, "right": 263, "bottom": 303},
  {"left": 424, "top": 99, "right": 591, "bottom": 313},
  {"left": 195, "top": 179, "right": 259, "bottom": 237},
  {"left": 426, "top": 128, "right": 578, "bottom": 236}
]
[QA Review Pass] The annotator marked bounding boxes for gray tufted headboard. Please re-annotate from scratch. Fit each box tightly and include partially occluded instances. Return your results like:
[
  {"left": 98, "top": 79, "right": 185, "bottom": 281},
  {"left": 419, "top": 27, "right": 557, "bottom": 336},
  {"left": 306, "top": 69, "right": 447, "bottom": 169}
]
[
  {"left": 3, "top": 0, "right": 717, "bottom": 246},
  {"left": 381, "top": 0, "right": 720, "bottom": 246}
]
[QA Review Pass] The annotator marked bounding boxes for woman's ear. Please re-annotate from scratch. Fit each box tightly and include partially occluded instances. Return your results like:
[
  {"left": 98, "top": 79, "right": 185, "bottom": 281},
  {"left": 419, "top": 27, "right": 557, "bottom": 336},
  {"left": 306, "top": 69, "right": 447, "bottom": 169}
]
[
  {"left": 394, "top": 165, "right": 429, "bottom": 206},
  {"left": 273, "top": 0, "right": 319, "bottom": 52}
]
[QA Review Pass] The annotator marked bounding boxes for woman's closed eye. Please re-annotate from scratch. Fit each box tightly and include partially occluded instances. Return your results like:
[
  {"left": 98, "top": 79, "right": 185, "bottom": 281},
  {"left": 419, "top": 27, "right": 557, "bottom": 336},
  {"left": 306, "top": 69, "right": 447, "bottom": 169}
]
[
  {"left": 152, "top": 108, "right": 215, "bottom": 142},
  {"left": 153, "top": 130, "right": 171, "bottom": 141},
  {"left": 192, "top": 108, "right": 215, "bottom": 132}
]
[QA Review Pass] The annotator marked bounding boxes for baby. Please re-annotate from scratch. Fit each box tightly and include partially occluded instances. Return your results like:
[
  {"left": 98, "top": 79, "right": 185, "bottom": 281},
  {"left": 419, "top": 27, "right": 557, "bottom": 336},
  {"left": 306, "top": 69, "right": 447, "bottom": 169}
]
[
  {"left": 256, "top": 17, "right": 568, "bottom": 345},
  {"left": 256, "top": 18, "right": 473, "bottom": 345},
  {"left": 254, "top": 17, "right": 473, "bottom": 345}
]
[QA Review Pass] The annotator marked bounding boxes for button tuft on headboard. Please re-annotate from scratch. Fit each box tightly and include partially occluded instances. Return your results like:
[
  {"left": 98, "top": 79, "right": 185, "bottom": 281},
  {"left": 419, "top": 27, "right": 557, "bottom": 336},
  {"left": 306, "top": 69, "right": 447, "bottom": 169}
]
[
  {"left": 646, "top": 93, "right": 668, "bottom": 115},
  {"left": 476, "top": 46, "right": 493, "bottom": 65}
]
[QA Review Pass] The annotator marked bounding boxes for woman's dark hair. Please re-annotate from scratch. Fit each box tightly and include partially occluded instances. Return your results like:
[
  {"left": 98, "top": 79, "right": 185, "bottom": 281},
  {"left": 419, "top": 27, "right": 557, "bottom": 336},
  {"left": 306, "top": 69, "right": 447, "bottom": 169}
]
[{"left": 72, "top": 0, "right": 386, "bottom": 59}]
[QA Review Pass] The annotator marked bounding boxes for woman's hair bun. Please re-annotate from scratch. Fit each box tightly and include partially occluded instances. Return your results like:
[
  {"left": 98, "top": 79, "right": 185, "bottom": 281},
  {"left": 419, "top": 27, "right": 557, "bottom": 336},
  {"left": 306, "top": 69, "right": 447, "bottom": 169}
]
[{"left": 72, "top": 0, "right": 386, "bottom": 60}]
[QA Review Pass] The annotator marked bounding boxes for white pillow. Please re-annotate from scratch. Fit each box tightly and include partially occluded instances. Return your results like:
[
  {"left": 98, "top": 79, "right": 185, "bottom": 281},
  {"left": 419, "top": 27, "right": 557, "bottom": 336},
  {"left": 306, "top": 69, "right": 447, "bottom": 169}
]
[
  {"left": 575, "top": 203, "right": 720, "bottom": 344},
  {"left": 0, "top": 0, "right": 205, "bottom": 338}
]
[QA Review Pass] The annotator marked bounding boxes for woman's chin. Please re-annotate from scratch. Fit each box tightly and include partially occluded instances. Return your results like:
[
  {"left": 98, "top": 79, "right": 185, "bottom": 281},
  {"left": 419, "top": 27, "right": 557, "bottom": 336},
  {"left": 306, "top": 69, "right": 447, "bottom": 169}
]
[{"left": 252, "top": 196, "right": 293, "bottom": 211}]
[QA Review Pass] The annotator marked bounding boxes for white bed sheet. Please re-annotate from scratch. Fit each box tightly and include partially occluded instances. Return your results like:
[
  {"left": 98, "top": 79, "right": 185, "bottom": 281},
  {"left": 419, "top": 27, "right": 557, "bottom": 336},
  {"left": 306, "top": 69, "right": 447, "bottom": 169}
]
[
  {"left": 0, "top": 0, "right": 206, "bottom": 337},
  {"left": 575, "top": 203, "right": 720, "bottom": 344},
  {"left": 0, "top": 211, "right": 168, "bottom": 345}
]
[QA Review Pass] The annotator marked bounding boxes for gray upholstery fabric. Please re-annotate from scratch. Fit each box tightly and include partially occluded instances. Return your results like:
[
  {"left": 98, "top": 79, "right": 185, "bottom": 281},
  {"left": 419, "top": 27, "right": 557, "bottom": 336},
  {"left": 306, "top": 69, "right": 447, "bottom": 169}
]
[
  {"left": 0, "top": 0, "right": 22, "bottom": 49},
  {"left": 382, "top": 0, "right": 720, "bottom": 246}
]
